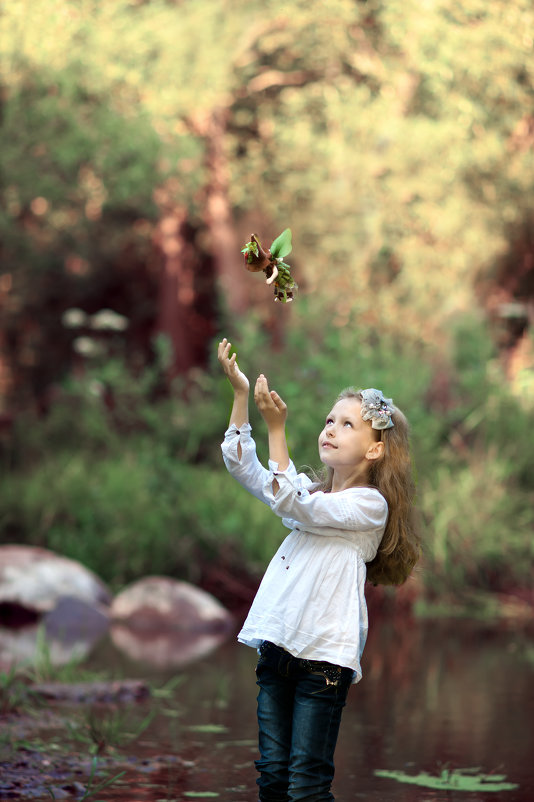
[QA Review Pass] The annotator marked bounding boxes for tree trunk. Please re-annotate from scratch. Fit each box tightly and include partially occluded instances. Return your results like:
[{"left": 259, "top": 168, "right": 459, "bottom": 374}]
[
  {"left": 154, "top": 202, "right": 215, "bottom": 378},
  {"left": 195, "top": 108, "right": 248, "bottom": 315}
]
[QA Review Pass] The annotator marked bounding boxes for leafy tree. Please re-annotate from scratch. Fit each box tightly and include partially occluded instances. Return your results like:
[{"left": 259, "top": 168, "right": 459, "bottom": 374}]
[{"left": 1, "top": 0, "right": 533, "bottom": 411}]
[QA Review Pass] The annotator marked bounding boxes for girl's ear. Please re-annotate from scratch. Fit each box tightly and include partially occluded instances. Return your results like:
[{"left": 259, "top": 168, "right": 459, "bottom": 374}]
[{"left": 366, "top": 441, "right": 385, "bottom": 461}]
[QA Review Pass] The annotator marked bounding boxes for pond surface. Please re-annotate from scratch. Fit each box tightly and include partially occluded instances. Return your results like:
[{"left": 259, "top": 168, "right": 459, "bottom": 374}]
[{"left": 21, "top": 615, "right": 534, "bottom": 801}]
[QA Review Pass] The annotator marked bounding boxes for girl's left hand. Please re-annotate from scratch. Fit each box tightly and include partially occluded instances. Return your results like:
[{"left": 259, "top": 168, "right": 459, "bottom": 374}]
[{"left": 254, "top": 374, "right": 287, "bottom": 428}]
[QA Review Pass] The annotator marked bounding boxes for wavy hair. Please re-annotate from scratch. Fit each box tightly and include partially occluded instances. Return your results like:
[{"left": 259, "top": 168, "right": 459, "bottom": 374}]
[{"left": 315, "top": 388, "right": 421, "bottom": 586}]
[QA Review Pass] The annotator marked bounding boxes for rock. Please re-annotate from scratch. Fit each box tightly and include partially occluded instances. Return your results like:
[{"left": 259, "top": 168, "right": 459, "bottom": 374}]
[
  {"left": 0, "top": 546, "right": 112, "bottom": 669},
  {"left": 0, "top": 598, "right": 111, "bottom": 670},
  {"left": 43, "top": 595, "right": 110, "bottom": 641},
  {"left": 0, "top": 622, "right": 96, "bottom": 670},
  {"left": 110, "top": 576, "right": 234, "bottom": 633},
  {"left": 109, "top": 576, "right": 235, "bottom": 668},
  {"left": 31, "top": 678, "right": 150, "bottom": 703},
  {"left": 0, "top": 545, "right": 112, "bottom": 616}
]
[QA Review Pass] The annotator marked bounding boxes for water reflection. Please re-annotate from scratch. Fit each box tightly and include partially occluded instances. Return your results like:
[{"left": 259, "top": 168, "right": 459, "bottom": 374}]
[
  {"left": 335, "top": 617, "right": 534, "bottom": 801},
  {"left": 110, "top": 624, "right": 231, "bottom": 668}
]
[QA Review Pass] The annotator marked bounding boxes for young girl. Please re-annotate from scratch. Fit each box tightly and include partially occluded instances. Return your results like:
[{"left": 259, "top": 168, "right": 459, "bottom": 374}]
[{"left": 218, "top": 337, "right": 420, "bottom": 802}]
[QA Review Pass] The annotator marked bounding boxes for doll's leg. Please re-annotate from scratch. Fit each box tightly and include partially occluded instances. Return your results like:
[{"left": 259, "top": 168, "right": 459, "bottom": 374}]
[{"left": 287, "top": 664, "right": 353, "bottom": 802}]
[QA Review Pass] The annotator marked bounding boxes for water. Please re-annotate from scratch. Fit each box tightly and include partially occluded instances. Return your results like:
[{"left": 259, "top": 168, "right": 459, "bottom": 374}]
[
  {"left": 75, "top": 614, "right": 534, "bottom": 802},
  {"left": 12, "top": 615, "right": 534, "bottom": 801}
]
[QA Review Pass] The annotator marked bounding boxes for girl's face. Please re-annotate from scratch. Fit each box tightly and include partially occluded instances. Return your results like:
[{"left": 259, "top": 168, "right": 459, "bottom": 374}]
[{"left": 318, "top": 397, "right": 380, "bottom": 474}]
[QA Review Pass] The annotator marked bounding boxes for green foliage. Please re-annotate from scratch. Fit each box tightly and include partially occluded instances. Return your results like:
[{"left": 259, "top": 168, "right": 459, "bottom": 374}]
[
  {"left": 2, "top": 314, "right": 533, "bottom": 602},
  {"left": 0, "top": 0, "right": 533, "bottom": 602},
  {"left": 2, "top": 0, "right": 533, "bottom": 341}
]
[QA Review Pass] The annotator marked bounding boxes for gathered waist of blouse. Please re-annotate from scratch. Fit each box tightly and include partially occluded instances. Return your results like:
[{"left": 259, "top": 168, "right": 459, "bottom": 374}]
[{"left": 282, "top": 523, "right": 376, "bottom": 562}]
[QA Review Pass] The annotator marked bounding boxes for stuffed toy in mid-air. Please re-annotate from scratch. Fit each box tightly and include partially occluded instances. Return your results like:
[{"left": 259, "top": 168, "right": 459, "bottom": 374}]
[{"left": 241, "top": 228, "right": 297, "bottom": 302}]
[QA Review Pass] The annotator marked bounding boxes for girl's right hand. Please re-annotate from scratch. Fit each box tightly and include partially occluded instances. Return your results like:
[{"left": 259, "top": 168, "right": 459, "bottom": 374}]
[{"left": 217, "top": 338, "right": 250, "bottom": 394}]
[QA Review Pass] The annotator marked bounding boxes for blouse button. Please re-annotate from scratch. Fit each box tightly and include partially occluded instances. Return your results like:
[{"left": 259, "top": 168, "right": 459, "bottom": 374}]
[
  {"left": 297, "top": 491, "right": 302, "bottom": 496},
  {"left": 235, "top": 430, "right": 240, "bottom": 435}
]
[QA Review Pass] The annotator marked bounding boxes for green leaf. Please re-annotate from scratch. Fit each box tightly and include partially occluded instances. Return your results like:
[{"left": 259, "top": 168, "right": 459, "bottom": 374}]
[{"left": 270, "top": 228, "right": 292, "bottom": 259}]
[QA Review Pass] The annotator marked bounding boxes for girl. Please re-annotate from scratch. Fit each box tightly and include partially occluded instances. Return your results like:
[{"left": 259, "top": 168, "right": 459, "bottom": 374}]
[{"left": 218, "top": 338, "right": 420, "bottom": 802}]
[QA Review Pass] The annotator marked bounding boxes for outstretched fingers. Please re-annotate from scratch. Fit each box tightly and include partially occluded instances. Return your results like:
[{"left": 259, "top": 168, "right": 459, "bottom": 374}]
[
  {"left": 218, "top": 338, "right": 237, "bottom": 369},
  {"left": 254, "top": 373, "right": 270, "bottom": 403},
  {"left": 254, "top": 375, "right": 288, "bottom": 425},
  {"left": 218, "top": 338, "right": 249, "bottom": 392},
  {"left": 269, "top": 390, "right": 287, "bottom": 413},
  {"left": 217, "top": 337, "right": 230, "bottom": 363}
]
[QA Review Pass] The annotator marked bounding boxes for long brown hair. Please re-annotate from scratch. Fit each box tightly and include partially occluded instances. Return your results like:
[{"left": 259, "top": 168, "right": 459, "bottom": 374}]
[{"left": 315, "top": 388, "right": 421, "bottom": 586}]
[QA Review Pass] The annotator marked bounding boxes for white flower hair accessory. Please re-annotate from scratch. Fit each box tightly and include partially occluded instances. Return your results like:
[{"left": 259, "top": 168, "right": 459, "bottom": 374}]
[{"left": 360, "top": 388, "right": 395, "bottom": 430}]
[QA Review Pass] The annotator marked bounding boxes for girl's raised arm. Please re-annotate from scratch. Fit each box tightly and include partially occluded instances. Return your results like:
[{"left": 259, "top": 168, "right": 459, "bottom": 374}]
[
  {"left": 254, "top": 374, "right": 289, "bottom": 477},
  {"left": 218, "top": 338, "right": 249, "bottom": 430}
]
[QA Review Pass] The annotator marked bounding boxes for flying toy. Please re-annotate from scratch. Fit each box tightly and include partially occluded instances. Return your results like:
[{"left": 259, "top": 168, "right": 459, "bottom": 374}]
[{"left": 241, "top": 228, "right": 297, "bottom": 302}]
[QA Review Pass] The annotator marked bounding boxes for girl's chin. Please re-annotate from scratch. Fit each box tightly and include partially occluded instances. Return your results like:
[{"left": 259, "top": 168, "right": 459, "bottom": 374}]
[{"left": 319, "top": 452, "right": 335, "bottom": 466}]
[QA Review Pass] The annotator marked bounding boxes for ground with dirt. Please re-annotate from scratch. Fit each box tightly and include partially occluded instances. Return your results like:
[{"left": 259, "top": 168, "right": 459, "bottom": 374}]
[{"left": 0, "top": 680, "right": 191, "bottom": 801}]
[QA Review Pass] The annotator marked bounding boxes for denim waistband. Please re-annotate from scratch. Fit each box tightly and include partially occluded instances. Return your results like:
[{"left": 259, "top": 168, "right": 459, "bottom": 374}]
[{"left": 259, "top": 640, "right": 349, "bottom": 685}]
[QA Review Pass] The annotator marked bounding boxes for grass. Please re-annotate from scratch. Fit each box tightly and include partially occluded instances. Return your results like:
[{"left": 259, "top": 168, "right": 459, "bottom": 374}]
[
  {"left": 0, "top": 663, "right": 39, "bottom": 715},
  {"left": 26, "top": 626, "right": 107, "bottom": 685},
  {"left": 46, "top": 756, "right": 126, "bottom": 801},
  {"left": 65, "top": 705, "right": 157, "bottom": 756}
]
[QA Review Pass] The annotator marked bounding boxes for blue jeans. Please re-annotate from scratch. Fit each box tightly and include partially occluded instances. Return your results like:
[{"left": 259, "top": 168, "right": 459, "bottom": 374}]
[{"left": 255, "top": 641, "right": 353, "bottom": 802}]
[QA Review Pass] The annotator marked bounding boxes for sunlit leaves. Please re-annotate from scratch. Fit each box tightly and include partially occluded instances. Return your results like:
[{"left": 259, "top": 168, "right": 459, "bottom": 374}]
[{"left": 1, "top": 0, "right": 533, "bottom": 364}]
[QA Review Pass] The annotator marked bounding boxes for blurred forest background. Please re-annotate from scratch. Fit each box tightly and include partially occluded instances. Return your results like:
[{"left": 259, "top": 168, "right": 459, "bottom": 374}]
[{"left": 1, "top": 0, "right": 533, "bottom": 611}]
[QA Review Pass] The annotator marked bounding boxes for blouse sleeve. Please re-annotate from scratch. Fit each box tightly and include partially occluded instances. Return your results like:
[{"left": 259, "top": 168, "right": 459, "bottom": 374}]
[
  {"left": 221, "top": 423, "right": 298, "bottom": 505},
  {"left": 263, "top": 460, "right": 388, "bottom": 533}
]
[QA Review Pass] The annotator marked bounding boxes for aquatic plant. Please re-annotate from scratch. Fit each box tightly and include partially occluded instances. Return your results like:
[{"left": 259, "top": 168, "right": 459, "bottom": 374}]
[{"left": 374, "top": 766, "right": 519, "bottom": 792}]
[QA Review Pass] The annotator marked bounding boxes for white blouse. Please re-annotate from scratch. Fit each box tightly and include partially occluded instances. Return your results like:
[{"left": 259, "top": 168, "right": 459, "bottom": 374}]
[{"left": 221, "top": 423, "right": 388, "bottom": 683}]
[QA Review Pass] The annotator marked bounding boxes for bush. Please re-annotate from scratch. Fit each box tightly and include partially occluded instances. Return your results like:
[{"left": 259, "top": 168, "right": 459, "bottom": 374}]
[{"left": 1, "top": 314, "right": 533, "bottom": 602}]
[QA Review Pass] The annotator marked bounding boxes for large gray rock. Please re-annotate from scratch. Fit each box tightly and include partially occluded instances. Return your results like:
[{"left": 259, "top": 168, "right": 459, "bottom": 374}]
[
  {"left": 0, "top": 545, "right": 112, "bottom": 614},
  {"left": 110, "top": 576, "right": 234, "bottom": 668},
  {"left": 0, "top": 600, "right": 109, "bottom": 670},
  {"left": 110, "top": 576, "right": 233, "bottom": 632}
]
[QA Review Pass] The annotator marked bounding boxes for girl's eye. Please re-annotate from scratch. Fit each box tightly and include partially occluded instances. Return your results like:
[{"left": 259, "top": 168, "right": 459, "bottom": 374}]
[
  {"left": 344, "top": 421, "right": 352, "bottom": 427},
  {"left": 326, "top": 418, "right": 333, "bottom": 425}
]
